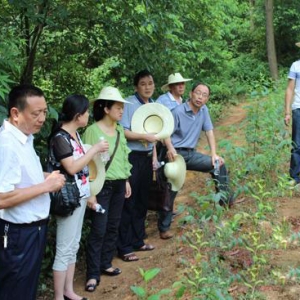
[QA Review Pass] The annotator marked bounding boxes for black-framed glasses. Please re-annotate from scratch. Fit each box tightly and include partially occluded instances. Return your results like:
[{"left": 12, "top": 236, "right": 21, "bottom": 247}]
[{"left": 193, "top": 91, "right": 209, "bottom": 98}]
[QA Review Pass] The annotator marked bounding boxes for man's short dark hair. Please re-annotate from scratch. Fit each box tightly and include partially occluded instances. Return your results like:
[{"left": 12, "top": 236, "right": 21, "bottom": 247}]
[
  {"left": 8, "top": 84, "right": 44, "bottom": 117},
  {"left": 191, "top": 82, "right": 211, "bottom": 94},
  {"left": 133, "top": 69, "right": 153, "bottom": 86}
]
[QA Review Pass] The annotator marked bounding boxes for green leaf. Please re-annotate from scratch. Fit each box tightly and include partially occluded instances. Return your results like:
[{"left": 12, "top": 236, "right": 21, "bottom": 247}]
[
  {"left": 157, "top": 288, "right": 171, "bottom": 295},
  {"left": 175, "top": 285, "right": 186, "bottom": 298},
  {"left": 48, "top": 105, "right": 58, "bottom": 120},
  {"left": 130, "top": 286, "right": 146, "bottom": 297},
  {"left": 144, "top": 268, "right": 161, "bottom": 283},
  {"left": 147, "top": 295, "right": 160, "bottom": 300},
  {"left": 0, "top": 104, "right": 7, "bottom": 123},
  {"left": 139, "top": 267, "right": 145, "bottom": 278}
]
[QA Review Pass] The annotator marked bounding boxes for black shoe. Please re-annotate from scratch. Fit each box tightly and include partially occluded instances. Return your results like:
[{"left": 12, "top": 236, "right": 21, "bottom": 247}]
[
  {"left": 64, "top": 295, "right": 88, "bottom": 300},
  {"left": 101, "top": 267, "right": 122, "bottom": 276}
]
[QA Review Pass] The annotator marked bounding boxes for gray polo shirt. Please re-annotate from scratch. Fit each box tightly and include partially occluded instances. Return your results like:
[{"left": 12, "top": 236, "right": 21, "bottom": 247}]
[
  {"left": 156, "top": 92, "right": 181, "bottom": 111},
  {"left": 120, "top": 94, "right": 154, "bottom": 152},
  {"left": 171, "top": 101, "right": 213, "bottom": 149}
]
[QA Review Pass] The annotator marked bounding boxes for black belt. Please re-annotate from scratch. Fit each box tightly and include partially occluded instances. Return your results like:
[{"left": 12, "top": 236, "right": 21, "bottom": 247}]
[
  {"left": 175, "top": 147, "right": 194, "bottom": 152},
  {"left": 130, "top": 150, "right": 153, "bottom": 156},
  {"left": 104, "top": 179, "right": 126, "bottom": 184},
  {"left": 0, "top": 218, "right": 49, "bottom": 228}
]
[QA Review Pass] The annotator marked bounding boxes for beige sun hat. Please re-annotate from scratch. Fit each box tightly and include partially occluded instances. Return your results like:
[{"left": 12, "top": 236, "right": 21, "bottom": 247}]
[
  {"left": 161, "top": 73, "right": 192, "bottom": 91},
  {"left": 93, "top": 86, "right": 130, "bottom": 103},
  {"left": 164, "top": 155, "right": 186, "bottom": 191},
  {"left": 131, "top": 103, "right": 174, "bottom": 140},
  {"left": 84, "top": 144, "right": 106, "bottom": 196},
  {"left": 296, "top": 42, "right": 300, "bottom": 48}
]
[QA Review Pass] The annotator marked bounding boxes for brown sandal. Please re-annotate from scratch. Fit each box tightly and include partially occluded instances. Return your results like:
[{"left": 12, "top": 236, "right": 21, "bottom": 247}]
[
  {"left": 85, "top": 278, "right": 99, "bottom": 292},
  {"left": 134, "top": 244, "right": 155, "bottom": 251},
  {"left": 119, "top": 252, "right": 139, "bottom": 262}
]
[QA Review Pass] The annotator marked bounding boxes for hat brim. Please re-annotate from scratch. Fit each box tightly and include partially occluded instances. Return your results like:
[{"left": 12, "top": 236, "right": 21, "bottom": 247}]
[
  {"left": 131, "top": 103, "right": 174, "bottom": 140},
  {"left": 164, "top": 155, "right": 186, "bottom": 191},
  {"left": 161, "top": 78, "right": 192, "bottom": 92},
  {"left": 84, "top": 144, "right": 106, "bottom": 196},
  {"left": 90, "top": 98, "right": 130, "bottom": 104}
]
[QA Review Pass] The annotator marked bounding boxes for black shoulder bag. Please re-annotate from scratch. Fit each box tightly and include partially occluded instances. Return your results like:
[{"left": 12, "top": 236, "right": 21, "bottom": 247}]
[{"left": 47, "top": 131, "right": 82, "bottom": 217}]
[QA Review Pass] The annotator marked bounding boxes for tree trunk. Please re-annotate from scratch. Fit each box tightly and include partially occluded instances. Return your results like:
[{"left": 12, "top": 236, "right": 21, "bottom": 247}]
[
  {"left": 249, "top": 0, "right": 255, "bottom": 32},
  {"left": 20, "top": 1, "right": 49, "bottom": 84},
  {"left": 265, "top": 0, "right": 278, "bottom": 81}
]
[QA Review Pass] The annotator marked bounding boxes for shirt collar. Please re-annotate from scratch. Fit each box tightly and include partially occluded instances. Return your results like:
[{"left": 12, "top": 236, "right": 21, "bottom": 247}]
[
  {"left": 185, "top": 100, "right": 205, "bottom": 114},
  {"left": 167, "top": 92, "right": 182, "bottom": 103},
  {"left": 3, "top": 119, "right": 34, "bottom": 145},
  {"left": 134, "top": 92, "right": 154, "bottom": 104},
  {"left": 184, "top": 101, "right": 193, "bottom": 112}
]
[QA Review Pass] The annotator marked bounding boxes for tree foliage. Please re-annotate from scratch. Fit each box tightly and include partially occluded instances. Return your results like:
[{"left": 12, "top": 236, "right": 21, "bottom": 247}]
[
  {"left": 2, "top": 0, "right": 300, "bottom": 294},
  {"left": 1, "top": 0, "right": 300, "bottom": 156},
  {"left": 0, "top": 0, "right": 254, "bottom": 101}
]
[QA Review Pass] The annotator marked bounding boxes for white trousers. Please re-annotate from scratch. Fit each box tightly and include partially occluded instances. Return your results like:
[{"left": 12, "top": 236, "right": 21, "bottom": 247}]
[{"left": 52, "top": 198, "right": 87, "bottom": 271}]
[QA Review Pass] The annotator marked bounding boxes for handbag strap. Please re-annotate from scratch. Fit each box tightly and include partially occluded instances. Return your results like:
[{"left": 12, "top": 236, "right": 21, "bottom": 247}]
[
  {"left": 105, "top": 130, "right": 120, "bottom": 171},
  {"left": 49, "top": 130, "right": 85, "bottom": 181}
]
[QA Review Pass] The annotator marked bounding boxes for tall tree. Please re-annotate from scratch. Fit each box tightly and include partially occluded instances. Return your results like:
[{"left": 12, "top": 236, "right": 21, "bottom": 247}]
[
  {"left": 20, "top": 0, "right": 50, "bottom": 84},
  {"left": 265, "top": 0, "right": 278, "bottom": 80}
]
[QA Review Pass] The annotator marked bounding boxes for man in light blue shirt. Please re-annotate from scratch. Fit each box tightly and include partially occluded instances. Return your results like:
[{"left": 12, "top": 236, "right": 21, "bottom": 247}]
[
  {"left": 118, "top": 70, "right": 158, "bottom": 261},
  {"left": 156, "top": 72, "right": 192, "bottom": 111},
  {"left": 156, "top": 73, "right": 192, "bottom": 232},
  {"left": 160, "top": 82, "right": 233, "bottom": 238}
]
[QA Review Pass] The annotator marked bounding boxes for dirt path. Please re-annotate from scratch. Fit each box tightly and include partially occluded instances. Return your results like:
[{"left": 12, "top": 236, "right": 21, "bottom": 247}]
[
  {"left": 71, "top": 101, "right": 300, "bottom": 300},
  {"left": 70, "top": 102, "right": 248, "bottom": 300}
]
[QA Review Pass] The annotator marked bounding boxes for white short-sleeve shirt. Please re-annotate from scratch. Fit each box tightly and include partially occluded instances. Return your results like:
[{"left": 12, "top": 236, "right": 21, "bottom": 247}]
[
  {"left": 288, "top": 60, "right": 300, "bottom": 110},
  {"left": 0, "top": 120, "right": 50, "bottom": 223}
]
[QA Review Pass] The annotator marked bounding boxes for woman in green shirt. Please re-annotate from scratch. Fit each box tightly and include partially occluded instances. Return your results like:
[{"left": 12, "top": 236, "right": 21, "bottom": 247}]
[{"left": 83, "top": 87, "right": 132, "bottom": 293}]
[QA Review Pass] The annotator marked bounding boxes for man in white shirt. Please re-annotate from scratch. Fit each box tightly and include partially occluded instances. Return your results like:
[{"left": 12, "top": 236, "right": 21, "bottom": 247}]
[{"left": 0, "top": 84, "right": 65, "bottom": 300}]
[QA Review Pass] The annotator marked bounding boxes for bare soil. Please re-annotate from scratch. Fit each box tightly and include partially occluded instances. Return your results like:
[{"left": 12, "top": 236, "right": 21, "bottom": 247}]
[{"left": 45, "top": 102, "right": 300, "bottom": 299}]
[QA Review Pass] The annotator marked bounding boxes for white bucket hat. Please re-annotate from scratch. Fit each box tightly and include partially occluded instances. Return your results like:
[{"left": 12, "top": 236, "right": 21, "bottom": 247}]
[
  {"left": 131, "top": 103, "right": 174, "bottom": 140},
  {"left": 164, "top": 155, "right": 186, "bottom": 191},
  {"left": 93, "top": 86, "right": 130, "bottom": 103},
  {"left": 296, "top": 42, "right": 300, "bottom": 48},
  {"left": 84, "top": 144, "right": 106, "bottom": 196},
  {"left": 161, "top": 73, "right": 192, "bottom": 91}
]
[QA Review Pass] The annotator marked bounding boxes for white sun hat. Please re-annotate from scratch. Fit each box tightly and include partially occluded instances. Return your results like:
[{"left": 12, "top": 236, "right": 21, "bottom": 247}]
[
  {"left": 161, "top": 73, "right": 192, "bottom": 91},
  {"left": 296, "top": 42, "right": 300, "bottom": 48},
  {"left": 131, "top": 103, "right": 174, "bottom": 140},
  {"left": 84, "top": 144, "right": 106, "bottom": 196},
  {"left": 93, "top": 86, "right": 130, "bottom": 103},
  {"left": 164, "top": 155, "right": 186, "bottom": 191}
]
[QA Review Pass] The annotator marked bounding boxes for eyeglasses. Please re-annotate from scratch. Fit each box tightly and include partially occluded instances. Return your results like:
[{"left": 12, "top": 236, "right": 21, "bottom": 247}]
[{"left": 193, "top": 91, "right": 209, "bottom": 98}]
